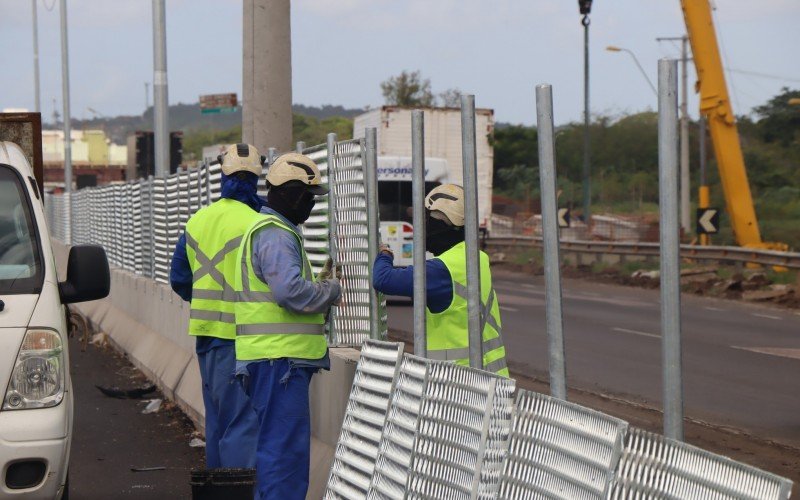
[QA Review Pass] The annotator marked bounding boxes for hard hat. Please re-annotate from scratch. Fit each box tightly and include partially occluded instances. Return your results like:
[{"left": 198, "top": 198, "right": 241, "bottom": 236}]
[
  {"left": 266, "top": 153, "right": 328, "bottom": 195},
  {"left": 219, "top": 143, "right": 263, "bottom": 177},
  {"left": 425, "top": 184, "right": 465, "bottom": 227}
]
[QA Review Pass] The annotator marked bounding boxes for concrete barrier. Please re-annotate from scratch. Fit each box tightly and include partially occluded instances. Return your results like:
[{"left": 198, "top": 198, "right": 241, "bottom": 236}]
[{"left": 54, "top": 242, "right": 357, "bottom": 498}]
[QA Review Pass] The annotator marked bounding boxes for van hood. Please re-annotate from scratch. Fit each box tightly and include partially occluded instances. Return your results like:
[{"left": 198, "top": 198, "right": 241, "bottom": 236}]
[{"left": 0, "top": 294, "right": 39, "bottom": 328}]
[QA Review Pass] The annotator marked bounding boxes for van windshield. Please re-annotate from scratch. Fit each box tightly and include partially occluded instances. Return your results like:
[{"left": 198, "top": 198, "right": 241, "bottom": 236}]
[
  {"left": 378, "top": 180, "right": 441, "bottom": 223},
  {"left": 0, "top": 165, "right": 43, "bottom": 294}
]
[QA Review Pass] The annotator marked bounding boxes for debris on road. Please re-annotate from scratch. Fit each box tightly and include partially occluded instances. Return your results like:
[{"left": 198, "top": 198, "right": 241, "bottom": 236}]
[
  {"left": 142, "top": 399, "right": 163, "bottom": 414},
  {"left": 130, "top": 466, "right": 166, "bottom": 472},
  {"left": 91, "top": 332, "right": 109, "bottom": 347},
  {"left": 96, "top": 384, "right": 157, "bottom": 399},
  {"left": 189, "top": 438, "right": 206, "bottom": 448}
]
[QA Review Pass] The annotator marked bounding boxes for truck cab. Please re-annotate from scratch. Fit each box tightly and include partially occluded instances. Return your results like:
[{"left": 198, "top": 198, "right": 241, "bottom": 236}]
[{"left": 0, "top": 141, "right": 109, "bottom": 499}]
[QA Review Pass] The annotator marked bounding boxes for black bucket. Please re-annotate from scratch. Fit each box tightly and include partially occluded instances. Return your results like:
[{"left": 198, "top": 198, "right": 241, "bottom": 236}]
[{"left": 190, "top": 468, "right": 256, "bottom": 500}]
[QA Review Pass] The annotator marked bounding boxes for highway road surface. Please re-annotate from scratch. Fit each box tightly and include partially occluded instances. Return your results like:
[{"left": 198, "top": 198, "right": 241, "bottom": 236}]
[{"left": 387, "top": 268, "right": 800, "bottom": 448}]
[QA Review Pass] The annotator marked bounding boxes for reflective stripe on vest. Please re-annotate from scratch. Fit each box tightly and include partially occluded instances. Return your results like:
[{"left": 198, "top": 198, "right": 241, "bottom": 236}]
[
  {"left": 233, "top": 214, "right": 327, "bottom": 361},
  {"left": 426, "top": 241, "right": 509, "bottom": 376},
  {"left": 185, "top": 199, "right": 262, "bottom": 340}
]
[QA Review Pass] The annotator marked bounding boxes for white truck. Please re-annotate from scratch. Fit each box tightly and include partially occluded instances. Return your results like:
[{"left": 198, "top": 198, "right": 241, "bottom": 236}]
[
  {"left": 353, "top": 106, "right": 495, "bottom": 267},
  {"left": 0, "top": 139, "right": 109, "bottom": 499}
]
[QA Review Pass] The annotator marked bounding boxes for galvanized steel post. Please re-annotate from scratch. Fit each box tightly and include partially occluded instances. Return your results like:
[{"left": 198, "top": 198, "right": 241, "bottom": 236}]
[
  {"left": 460, "top": 95, "right": 483, "bottom": 370},
  {"left": 267, "top": 147, "right": 278, "bottom": 165},
  {"left": 411, "top": 111, "right": 428, "bottom": 357},
  {"left": 658, "top": 58, "right": 684, "bottom": 441},
  {"left": 326, "top": 133, "right": 339, "bottom": 344},
  {"left": 364, "top": 129, "right": 382, "bottom": 340},
  {"left": 152, "top": 0, "right": 169, "bottom": 178},
  {"left": 296, "top": 141, "right": 306, "bottom": 153},
  {"left": 536, "top": 84, "right": 568, "bottom": 400}
]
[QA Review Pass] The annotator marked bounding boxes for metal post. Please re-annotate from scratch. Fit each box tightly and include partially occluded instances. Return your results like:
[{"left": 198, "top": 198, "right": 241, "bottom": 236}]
[
  {"left": 536, "top": 84, "right": 568, "bottom": 400},
  {"left": 145, "top": 82, "right": 150, "bottom": 111},
  {"left": 59, "top": 0, "right": 72, "bottom": 193},
  {"left": 699, "top": 116, "right": 709, "bottom": 245},
  {"left": 364, "top": 129, "right": 382, "bottom": 340},
  {"left": 411, "top": 111, "right": 428, "bottom": 357},
  {"left": 460, "top": 95, "right": 483, "bottom": 370},
  {"left": 267, "top": 147, "right": 278, "bottom": 165},
  {"left": 658, "top": 58, "right": 684, "bottom": 441},
  {"left": 296, "top": 141, "right": 306, "bottom": 153},
  {"left": 152, "top": 0, "right": 169, "bottom": 178},
  {"left": 680, "top": 36, "right": 691, "bottom": 236},
  {"left": 326, "top": 133, "right": 339, "bottom": 344},
  {"left": 582, "top": 15, "right": 591, "bottom": 222},
  {"left": 32, "top": 0, "right": 41, "bottom": 113}
]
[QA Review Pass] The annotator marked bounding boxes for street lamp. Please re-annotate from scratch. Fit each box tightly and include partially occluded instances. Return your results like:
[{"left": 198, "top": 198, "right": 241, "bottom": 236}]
[
  {"left": 606, "top": 46, "right": 657, "bottom": 95},
  {"left": 578, "top": 0, "right": 593, "bottom": 221}
]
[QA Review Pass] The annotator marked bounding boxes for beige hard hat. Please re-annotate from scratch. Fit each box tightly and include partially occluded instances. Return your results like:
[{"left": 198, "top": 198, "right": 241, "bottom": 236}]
[
  {"left": 266, "top": 153, "right": 328, "bottom": 195},
  {"left": 425, "top": 184, "right": 465, "bottom": 227},
  {"left": 219, "top": 143, "right": 263, "bottom": 176}
]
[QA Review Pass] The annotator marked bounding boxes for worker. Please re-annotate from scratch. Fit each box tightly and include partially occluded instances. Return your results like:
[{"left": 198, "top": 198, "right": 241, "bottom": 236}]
[
  {"left": 373, "top": 183, "right": 509, "bottom": 376},
  {"left": 169, "top": 143, "right": 263, "bottom": 469},
  {"left": 233, "top": 152, "right": 341, "bottom": 500}
]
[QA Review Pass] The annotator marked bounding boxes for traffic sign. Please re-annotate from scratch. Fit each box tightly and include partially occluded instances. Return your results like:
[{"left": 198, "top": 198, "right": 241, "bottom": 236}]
[
  {"left": 696, "top": 208, "right": 719, "bottom": 234},
  {"left": 557, "top": 208, "right": 571, "bottom": 228},
  {"left": 199, "top": 93, "right": 238, "bottom": 113}
]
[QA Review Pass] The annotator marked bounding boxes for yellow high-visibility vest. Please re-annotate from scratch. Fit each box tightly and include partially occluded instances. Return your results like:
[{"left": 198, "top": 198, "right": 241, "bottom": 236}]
[
  {"left": 426, "top": 241, "right": 509, "bottom": 377},
  {"left": 234, "top": 214, "right": 326, "bottom": 361},
  {"left": 185, "top": 199, "right": 262, "bottom": 339}
]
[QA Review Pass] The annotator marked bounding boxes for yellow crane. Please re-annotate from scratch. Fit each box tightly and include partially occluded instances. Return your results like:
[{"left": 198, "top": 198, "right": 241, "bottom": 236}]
[{"left": 680, "top": 0, "right": 787, "bottom": 250}]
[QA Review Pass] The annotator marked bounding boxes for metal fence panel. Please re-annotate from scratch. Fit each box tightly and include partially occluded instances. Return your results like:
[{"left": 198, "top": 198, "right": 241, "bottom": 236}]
[
  {"left": 609, "top": 427, "right": 793, "bottom": 500},
  {"left": 325, "top": 340, "right": 405, "bottom": 500},
  {"left": 496, "top": 390, "right": 628, "bottom": 500},
  {"left": 368, "top": 355, "right": 515, "bottom": 500}
]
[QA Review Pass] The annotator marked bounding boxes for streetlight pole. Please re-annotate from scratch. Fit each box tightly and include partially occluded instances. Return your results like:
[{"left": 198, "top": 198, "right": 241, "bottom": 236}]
[
  {"left": 605, "top": 46, "right": 657, "bottom": 95},
  {"left": 658, "top": 35, "right": 691, "bottom": 237},
  {"left": 59, "top": 0, "right": 72, "bottom": 193},
  {"left": 32, "top": 0, "right": 41, "bottom": 113},
  {"left": 579, "top": 0, "right": 593, "bottom": 222},
  {"left": 152, "top": 0, "right": 169, "bottom": 178}
]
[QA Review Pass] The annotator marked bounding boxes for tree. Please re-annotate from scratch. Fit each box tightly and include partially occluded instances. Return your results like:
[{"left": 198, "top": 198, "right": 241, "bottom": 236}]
[
  {"left": 753, "top": 87, "right": 800, "bottom": 146},
  {"left": 380, "top": 70, "right": 434, "bottom": 107},
  {"left": 438, "top": 88, "right": 462, "bottom": 107}
]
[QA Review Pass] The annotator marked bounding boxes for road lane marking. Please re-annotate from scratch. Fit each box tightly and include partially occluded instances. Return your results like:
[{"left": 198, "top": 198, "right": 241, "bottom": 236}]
[
  {"left": 731, "top": 346, "right": 800, "bottom": 361},
  {"left": 612, "top": 327, "right": 660, "bottom": 339},
  {"left": 500, "top": 306, "right": 519, "bottom": 312},
  {"left": 752, "top": 313, "right": 782, "bottom": 321},
  {"left": 704, "top": 306, "right": 726, "bottom": 312}
]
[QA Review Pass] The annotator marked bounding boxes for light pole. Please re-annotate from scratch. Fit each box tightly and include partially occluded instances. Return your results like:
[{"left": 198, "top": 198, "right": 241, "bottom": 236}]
[
  {"left": 152, "top": 0, "right": 169, "bottom": 178},
  {"left": 606, "top": 46, "right": 657, "bottom": 95},
  {"left": 59, "top": 0, "right": 72, "bottom": 193},
  {"left": 32, "top": 0, "right": 41, "bottom": 113},
  {"left": 579, "top": 0, "right": 593, "bottom": 222},
  {"left": 658, "top": 35, "right": 691, "bottom": 237}
]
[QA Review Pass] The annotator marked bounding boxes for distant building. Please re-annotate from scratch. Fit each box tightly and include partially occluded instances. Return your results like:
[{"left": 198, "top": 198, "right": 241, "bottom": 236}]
[{"left": 42, "top": 129, "right": 127, "bottom": 188}]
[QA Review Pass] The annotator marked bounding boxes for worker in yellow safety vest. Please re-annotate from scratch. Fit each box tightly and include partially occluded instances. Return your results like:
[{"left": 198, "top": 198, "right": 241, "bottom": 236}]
[
  {"left": 170, "top": 143, "right": 265, "bottom": 469},
  {"left": 233, "top": 152, "right": 341, "bottom": 500},
  {"left": 372, "top": 184, "right": 509, "bottom": 376}
]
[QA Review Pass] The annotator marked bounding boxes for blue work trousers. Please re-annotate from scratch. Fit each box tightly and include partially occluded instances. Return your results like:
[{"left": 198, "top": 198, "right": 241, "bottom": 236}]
[
  {"left": 244, "top": 359, "right": 315, "bottom": 500},
  {"left": 197, "top": 342, "right": 258, "bottom": 468}
]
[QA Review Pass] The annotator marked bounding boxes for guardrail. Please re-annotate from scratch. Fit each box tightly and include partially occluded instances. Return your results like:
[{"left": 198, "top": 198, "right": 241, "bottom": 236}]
[{"left": 488, "top": 236, "right": 800, "bottom": 270}]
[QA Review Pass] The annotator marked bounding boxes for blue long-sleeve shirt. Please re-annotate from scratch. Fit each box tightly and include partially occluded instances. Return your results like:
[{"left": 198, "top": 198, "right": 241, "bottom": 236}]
[{"left": 372, "top": 253, "right": 453, "bottom": 314}]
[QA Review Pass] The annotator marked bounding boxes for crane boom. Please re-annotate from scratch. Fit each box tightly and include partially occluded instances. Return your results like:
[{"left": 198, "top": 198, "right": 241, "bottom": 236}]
[{"left": 680, "top": 0, "right": 782, "bottom": 249}]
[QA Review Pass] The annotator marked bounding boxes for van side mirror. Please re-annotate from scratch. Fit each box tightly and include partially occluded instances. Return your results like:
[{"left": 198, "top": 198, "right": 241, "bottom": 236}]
[{"left": 59, "top": 245, "right": 110, "bottom": 304}]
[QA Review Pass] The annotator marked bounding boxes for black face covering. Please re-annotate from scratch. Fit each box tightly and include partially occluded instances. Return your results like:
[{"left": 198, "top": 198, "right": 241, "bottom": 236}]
[
  {"left": 425, "top": 213, "right": 465, "bottom": 256},
  {"left": 267, "top": 183, "right": 316, "bottom": 226}
]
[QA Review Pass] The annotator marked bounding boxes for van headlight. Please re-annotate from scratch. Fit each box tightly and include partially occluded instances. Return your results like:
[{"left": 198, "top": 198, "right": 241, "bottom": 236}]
[{"left": 3, "top": 330, "right": 65, "bottom": 410}]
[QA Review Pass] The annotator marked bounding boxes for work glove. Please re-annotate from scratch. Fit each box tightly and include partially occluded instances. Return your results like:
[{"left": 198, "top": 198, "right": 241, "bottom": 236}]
[
  {"left": 318, "top": 257, "right": 333, "bottom": 281},
  {"left": 379, "top": 243, "right": 394, "bottom": 258}
]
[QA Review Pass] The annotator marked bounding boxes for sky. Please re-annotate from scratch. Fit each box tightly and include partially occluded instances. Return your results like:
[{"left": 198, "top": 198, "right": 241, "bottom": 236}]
[{"left": 1, "top": 0, "right": 799, "bottom": 126}]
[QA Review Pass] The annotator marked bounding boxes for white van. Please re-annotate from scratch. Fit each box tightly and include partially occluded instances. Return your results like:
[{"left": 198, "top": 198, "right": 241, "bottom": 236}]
[{"left": 0, "top": 142, "right": 109, "bottom": 499}]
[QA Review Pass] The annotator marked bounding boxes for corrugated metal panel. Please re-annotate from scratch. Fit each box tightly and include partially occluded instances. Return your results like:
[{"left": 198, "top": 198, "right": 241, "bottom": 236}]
[
  {"left": 368, "top": 355, "right": 515, "bottom": 500},
  {"left": 368, "top": 354, "right": 429, "bottom": 500},
  {"left": 496, "top": 390, "right": 628, "bottom": 500},
  {"left": 326, "top": 340, "right": 405, "bottom": 500},
  {"left": 609, "top": 427, "right": 793, "bottom": 500}
]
